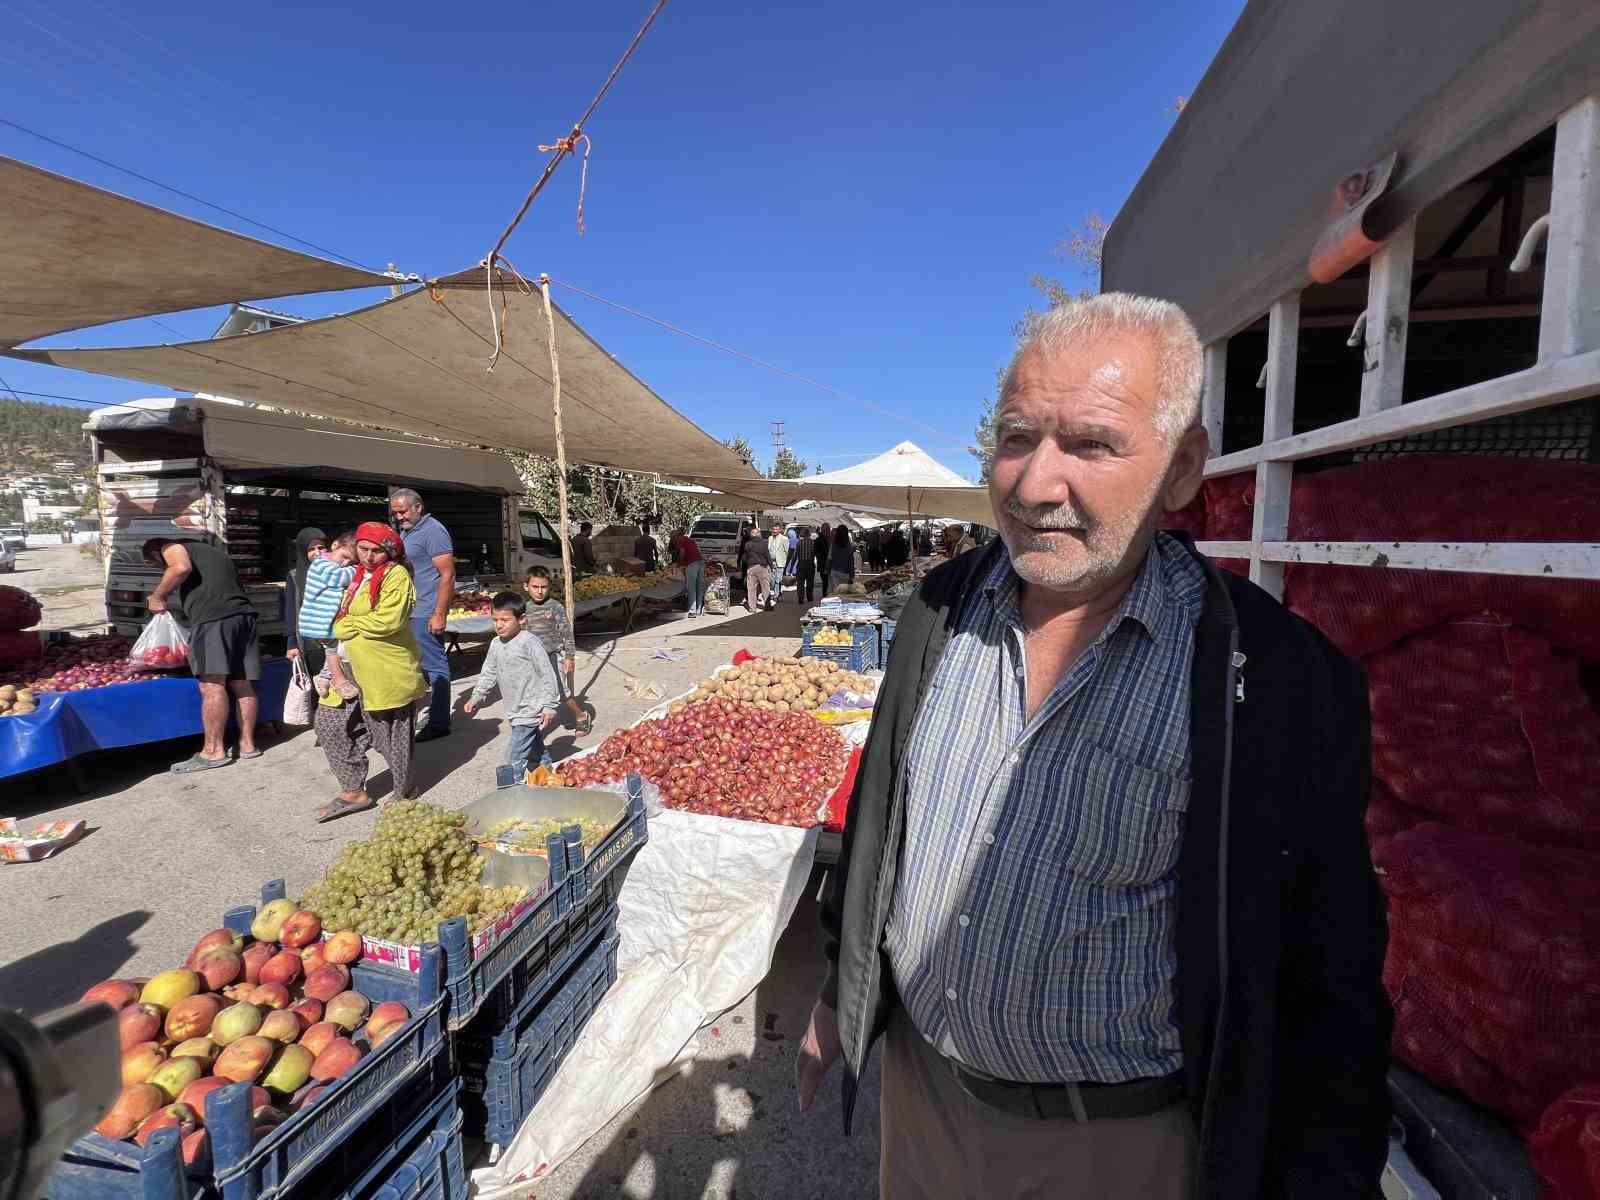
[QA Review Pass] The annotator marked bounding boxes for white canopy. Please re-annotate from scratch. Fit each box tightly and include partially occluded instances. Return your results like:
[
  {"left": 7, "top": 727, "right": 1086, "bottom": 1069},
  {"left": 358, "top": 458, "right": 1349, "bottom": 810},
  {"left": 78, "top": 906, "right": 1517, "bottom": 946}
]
[{"left": 679, "top": 441, "right": 993, "bottom": 526}]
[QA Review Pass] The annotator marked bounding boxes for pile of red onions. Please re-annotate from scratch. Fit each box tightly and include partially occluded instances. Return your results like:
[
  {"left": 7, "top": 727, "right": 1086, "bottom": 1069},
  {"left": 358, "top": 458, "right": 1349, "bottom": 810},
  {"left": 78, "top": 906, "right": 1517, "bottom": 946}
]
[
  {"left": 12, "top": 634, "right": 159, "bottom": 693},
  {"left": 557, "top": 697, "right": 849, "bottom": 827}
]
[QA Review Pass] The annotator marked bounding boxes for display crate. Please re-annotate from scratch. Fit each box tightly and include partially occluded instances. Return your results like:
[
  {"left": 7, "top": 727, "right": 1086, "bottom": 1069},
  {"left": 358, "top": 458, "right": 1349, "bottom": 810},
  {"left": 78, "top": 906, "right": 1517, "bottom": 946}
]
[
  {"left": 878, "top": 618, "right": 897, "bottom": 668},
  {"left": 562, "top": 775, "right": 647, "bottom": 906},
  {"left": 51, "top": 905, "right": 450, "bottom": 1200},
  {"left": 800, "top": 620, "right": 879, "bottom": 674},
  {"left": 365, "top": 1101, "right": 465, "bottom": 1200},
  {"left": 456, "top": 905, "right": 616, "bottom": 1074},
  {"left": 461, "top": 930, "right": 622, "bottom": 1147}
]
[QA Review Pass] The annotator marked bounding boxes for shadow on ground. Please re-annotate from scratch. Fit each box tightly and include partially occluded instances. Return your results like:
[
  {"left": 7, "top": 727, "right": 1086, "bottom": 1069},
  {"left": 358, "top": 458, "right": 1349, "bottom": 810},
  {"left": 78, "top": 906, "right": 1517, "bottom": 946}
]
[
  {"left": 0, "top": 908, "right": 152, "bottom": 1015},
  {"left": 668, "top": 604, "right": 805, "bottom": 642},
  {"left": 561, "top": 873, "right": 882, "bottom": 1199}
]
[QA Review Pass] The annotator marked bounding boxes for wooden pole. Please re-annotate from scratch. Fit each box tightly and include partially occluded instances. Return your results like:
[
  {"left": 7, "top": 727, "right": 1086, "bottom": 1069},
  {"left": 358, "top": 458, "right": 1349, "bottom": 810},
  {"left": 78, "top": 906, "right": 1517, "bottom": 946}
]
[{"left": 539, "top": 275, "right": 578, "bottom": 625}]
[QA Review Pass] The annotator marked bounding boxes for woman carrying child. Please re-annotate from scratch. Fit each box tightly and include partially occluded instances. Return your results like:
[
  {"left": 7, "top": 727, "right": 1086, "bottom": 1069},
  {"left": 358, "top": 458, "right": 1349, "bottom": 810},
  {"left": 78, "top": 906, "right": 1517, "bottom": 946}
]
[{"left": 313, "top": 522, "right": 426, "bottom": 822}]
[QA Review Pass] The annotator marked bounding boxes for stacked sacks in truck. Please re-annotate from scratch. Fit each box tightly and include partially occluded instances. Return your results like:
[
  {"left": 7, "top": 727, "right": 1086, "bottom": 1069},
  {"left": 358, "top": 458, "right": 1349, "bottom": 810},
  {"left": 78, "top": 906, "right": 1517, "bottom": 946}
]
[{"left": 1186, "top": 455, "right": 1600, "bottom": 1155}]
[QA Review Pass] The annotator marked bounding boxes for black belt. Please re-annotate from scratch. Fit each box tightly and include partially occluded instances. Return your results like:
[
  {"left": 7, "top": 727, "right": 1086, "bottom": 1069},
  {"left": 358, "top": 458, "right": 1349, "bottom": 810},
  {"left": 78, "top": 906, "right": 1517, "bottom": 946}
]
[{"left": 948, "top": 1061, "right": 1185, "bottom": 1123}]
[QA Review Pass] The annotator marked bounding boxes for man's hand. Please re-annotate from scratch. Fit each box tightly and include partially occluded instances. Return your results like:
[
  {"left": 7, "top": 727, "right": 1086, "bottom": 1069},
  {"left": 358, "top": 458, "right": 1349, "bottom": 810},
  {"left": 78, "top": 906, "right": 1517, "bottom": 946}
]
[
  {"left": 463, "top": 699, "right": 479, "bottom": 715},
  {"left": 286, "top": 647, "right": 300, "bottom": 660},
  {"left": 147, "top": 594, "right": 168, "bottom": 613},
  {"left": 564, "top": 656, "right": 576, "bottom": 676},
  {"left": 428, "top": 612, "right": 446, "bottom": 636},
  {"left": 541, "top": 709, "right": 557, "bottom": 731},
  {"left": 796, "top": 1000, "right": 842, "bottom": 1112}
]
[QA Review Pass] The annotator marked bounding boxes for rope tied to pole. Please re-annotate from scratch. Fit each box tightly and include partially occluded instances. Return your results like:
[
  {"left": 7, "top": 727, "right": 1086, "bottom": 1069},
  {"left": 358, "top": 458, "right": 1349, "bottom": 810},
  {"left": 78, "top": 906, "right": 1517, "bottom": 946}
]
[
  {"left": 537, "top": 130, "right": 593, "bottom": 235},
  {"left": 481, "top": 257, "right": 534, "bottom": 372}
]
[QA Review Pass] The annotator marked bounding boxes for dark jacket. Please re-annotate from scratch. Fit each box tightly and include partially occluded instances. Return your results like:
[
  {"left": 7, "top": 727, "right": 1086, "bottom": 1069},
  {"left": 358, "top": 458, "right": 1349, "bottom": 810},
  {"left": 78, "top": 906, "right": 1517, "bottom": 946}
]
[
  {"left": 819, "top": 538, "right": 1391, "bottom": 1200},
  {"left": 796, "top": 533, "right": 816, "bottom": 569}
]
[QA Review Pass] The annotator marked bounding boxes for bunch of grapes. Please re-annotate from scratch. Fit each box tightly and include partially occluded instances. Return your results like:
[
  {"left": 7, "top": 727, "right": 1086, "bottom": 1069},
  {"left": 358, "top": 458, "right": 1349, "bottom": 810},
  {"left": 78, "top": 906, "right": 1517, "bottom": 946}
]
[{"left": 300, "top": 801, "right": 527, "bottom": 943}]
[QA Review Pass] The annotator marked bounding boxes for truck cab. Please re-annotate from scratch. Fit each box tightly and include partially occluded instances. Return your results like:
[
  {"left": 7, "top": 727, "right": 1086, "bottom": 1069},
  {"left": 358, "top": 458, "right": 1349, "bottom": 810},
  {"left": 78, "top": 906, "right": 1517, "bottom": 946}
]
[{"left": 504, "top": 505, "right": 565, "bottom": 580}]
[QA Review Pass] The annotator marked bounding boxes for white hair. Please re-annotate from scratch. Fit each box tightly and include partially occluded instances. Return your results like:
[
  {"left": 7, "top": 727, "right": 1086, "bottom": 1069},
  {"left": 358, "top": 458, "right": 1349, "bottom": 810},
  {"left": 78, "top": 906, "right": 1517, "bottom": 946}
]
[
  {"left": 999, "top": 292, "right": 1203, "bottom": 444},
  {"left": 389, "top": 487, "right": 423, "bottom": 508}
]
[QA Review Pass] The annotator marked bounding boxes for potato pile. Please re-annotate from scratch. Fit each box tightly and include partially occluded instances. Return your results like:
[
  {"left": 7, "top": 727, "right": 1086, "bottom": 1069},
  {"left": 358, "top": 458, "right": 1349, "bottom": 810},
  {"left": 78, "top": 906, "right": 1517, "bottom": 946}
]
[
  {"left": 679, "top": 656, "right": 874, "bottom": 714},
  {"left": 0, "top": 684, "right": 37, "bottom": 718}
]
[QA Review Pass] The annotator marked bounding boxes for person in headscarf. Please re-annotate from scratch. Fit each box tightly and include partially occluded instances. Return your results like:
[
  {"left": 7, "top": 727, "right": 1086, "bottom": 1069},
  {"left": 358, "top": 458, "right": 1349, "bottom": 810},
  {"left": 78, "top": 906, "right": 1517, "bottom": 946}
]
[
  {"left": 313, "top": 521, "right": 426, "bottom": 822},
  {"left": 284, "top": 527, "right": 328, "bottom": 676}
]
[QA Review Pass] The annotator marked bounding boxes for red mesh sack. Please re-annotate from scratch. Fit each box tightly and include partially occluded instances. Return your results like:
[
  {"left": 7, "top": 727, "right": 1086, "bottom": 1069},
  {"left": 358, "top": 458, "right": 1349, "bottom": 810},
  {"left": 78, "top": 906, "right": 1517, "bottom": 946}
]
[
  {"left": 1365, "top": 622, "right": 1600, "bottom": 847},
  {"left": 1530, "top": 1085, "right": 1600, "bottom": 1199},
  {"left": 1202, "top": 473, "right": 1254, "bottom": 541},
  {"left": 0, "top": 585, "right": 42, "bottom": 633},
  {"left": 1391, "top": 927, "right": 1600, "bottom": 1027},
  {"left": 0, "top": 630, "right": 42, "bottom": 668},
  {"left": 1376, "top": 826, "right": 1600, "bottom": 984},
  {"left": 1388, "top": 969, "right": 1546, "bottom": 1123},
  {"left": 1365, "top": 779, "right": 1430, "bottom": 857}
]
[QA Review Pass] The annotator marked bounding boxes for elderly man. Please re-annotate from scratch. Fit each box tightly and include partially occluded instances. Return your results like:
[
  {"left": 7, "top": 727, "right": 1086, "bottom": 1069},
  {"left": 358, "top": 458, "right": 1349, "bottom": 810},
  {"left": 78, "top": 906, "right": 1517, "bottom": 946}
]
[
  {"left": 766, "top": 521, "right": 789, "bottom": 607},
  {"left": 796, "top": 294, "right": 1390, "bottom": 1199},
  {"left": 389, "top": 488, "right": 455, "bottom": 742}
]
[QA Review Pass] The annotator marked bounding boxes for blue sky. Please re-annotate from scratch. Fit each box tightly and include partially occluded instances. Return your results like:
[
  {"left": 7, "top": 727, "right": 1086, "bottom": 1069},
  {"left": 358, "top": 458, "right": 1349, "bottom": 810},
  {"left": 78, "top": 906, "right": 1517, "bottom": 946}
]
[{"left": 1, "top": 0, "right": 1242, "bottom": 482}]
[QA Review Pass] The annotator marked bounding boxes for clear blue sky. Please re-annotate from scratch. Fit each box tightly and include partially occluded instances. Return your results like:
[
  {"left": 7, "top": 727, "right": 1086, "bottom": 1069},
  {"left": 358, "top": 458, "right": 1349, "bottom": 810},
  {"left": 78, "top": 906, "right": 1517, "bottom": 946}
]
[{"left": 1, "top": 0, "right": 1242, "bottom": 482}]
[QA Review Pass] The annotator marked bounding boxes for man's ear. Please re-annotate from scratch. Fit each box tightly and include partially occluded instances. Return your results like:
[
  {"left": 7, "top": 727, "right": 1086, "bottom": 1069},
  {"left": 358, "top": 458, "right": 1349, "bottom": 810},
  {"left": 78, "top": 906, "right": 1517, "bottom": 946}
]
[{"left": 1163, "top": 427, "right": 1210, "bottom": 513}]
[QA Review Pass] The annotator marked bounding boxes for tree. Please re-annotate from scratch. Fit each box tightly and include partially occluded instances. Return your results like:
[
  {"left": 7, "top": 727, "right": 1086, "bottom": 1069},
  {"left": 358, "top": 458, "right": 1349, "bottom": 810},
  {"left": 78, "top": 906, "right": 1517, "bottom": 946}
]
[
  {"left": 768, "top": 447, "right": 807, "bottom": 479},
  {"left": 723, "top": 435, "right": 756, "bottom": 470}
]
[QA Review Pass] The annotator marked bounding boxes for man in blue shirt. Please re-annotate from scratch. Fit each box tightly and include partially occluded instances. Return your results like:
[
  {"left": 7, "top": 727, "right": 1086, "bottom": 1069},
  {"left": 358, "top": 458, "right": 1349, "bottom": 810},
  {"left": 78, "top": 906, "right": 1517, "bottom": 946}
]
[{"left": 390, "top": 488, "right": 455, "bottom": 741}]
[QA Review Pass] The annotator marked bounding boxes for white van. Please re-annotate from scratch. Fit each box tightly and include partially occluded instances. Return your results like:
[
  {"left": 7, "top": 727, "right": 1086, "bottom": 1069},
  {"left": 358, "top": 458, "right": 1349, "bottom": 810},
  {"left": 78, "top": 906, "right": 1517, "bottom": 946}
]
[{"left": 688, "top": 512, "right": 750, "bottom": 566}]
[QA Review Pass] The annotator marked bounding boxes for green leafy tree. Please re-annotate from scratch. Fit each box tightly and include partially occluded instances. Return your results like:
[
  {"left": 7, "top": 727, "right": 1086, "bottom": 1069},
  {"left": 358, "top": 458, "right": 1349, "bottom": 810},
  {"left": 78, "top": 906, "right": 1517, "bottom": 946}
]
[
  {"left": 722, "top": 435, "right": 756, "bottom": 470},
  {"left": 768, "top": 447, "right": 807, "bottom": 479}
]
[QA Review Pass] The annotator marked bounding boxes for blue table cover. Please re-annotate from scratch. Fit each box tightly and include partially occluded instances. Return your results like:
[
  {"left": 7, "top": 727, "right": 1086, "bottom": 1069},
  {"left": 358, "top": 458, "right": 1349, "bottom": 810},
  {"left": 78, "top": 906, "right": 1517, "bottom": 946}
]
[{"left": 0, "top": 659, "right": 291, "bottom": 779}]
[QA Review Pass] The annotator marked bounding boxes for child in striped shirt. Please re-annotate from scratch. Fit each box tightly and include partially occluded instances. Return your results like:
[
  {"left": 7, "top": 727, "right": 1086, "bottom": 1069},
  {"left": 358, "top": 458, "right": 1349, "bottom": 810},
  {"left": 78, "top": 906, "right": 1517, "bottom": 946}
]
[
  {"left": 300, "top": 533, "right": 359, "bottom": 700},
  {"left": 522, "top": 566, "right": 594, "bottom": 735}
]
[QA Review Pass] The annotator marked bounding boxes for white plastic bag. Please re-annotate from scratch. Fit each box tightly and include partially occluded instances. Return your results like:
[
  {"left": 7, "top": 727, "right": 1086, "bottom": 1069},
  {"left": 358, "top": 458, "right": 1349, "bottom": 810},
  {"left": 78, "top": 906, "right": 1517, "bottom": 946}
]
[{"left": 128, "top": 612, "right": 190, "bottom": 670}]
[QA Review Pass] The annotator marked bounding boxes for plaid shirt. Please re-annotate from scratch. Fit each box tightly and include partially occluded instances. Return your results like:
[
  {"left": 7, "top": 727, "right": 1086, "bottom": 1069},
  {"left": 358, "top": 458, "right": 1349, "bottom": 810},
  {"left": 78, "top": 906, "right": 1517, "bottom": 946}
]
[{"left": 884, "top": 533, "right": 1205, "bottom": 1084}]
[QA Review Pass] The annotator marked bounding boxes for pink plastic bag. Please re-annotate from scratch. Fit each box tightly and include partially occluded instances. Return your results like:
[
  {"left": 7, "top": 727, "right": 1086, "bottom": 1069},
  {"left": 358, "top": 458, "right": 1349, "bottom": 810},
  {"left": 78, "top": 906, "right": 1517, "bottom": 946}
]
[{"left": 128, "top": 612, "right": 190, "bottom": 670}]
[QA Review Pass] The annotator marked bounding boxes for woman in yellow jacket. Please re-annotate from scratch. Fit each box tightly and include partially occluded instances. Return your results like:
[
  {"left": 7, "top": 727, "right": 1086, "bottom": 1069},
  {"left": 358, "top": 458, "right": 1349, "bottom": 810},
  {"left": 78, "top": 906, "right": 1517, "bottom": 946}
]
[{"left": 314, "top": 522, "right": 427, "bottom": 822}]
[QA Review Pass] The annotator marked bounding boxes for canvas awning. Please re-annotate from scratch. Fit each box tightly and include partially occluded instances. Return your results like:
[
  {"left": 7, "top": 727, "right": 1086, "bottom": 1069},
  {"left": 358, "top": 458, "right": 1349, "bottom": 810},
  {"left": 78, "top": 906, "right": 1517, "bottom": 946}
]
[
  {"left": 680, "top": 441, "right": 993, "bottom": 526},
  {"left": 1100, "top": 0, "right": 1600, "bottom": 344},
  {"left": 0, "top": 156, "right": 389, "bottom": 350},
  {"left": 11, "top": 267, "right": 753, "bottom": 479}
]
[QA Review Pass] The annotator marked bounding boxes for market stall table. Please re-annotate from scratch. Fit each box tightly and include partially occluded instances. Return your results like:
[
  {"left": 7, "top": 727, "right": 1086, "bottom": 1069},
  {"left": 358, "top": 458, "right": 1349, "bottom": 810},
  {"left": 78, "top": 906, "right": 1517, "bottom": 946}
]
[{"left": 0, "top": 658, "right": 293, "bottom": 785}]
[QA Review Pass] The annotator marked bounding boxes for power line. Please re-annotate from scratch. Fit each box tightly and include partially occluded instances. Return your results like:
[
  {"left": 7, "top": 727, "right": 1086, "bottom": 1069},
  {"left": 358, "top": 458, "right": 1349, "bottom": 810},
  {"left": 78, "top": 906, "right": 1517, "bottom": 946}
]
[
  {"left": 546, "top": 277, "right": 958, "bottom": 441},
  {"left": 0, "top": 117, "right": 383, "bottom": 272},
  {"left": 0, "top": 371, "right": 22, "bottom": 402}
]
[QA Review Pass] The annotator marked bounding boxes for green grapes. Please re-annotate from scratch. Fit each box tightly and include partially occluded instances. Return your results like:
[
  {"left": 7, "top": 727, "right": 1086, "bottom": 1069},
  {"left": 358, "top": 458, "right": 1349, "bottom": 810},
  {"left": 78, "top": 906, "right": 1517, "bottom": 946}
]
[{"left": 300, "top": 800, "right": 527, "bottom": 944}]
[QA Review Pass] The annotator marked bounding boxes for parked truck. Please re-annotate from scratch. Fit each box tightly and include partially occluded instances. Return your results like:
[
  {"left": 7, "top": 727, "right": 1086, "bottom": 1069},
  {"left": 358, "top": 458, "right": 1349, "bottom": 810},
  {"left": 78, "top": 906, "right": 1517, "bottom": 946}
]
[{"left": 85, "top": 398, "right": 563, "bottom": 639}]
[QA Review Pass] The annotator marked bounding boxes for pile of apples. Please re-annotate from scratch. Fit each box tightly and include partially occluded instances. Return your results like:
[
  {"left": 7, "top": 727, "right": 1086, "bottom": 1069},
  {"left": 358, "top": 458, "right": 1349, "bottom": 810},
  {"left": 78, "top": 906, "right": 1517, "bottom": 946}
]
[
  {"left": 6, "top": 634, "right": 160, "bottom": 694},
  {"left": 83, "top": 899, "right": 410, "bottom": 1171}
]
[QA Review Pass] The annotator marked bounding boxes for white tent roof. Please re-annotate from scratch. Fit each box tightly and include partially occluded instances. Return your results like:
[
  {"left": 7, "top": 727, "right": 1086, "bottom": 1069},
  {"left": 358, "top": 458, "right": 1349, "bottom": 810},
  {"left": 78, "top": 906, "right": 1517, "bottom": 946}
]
[
  {"left": 678, "top": 441, "right": 993, "bottom": 526},
  {"left": 808, "top": 441, "right": 972, "bottom": 487}
]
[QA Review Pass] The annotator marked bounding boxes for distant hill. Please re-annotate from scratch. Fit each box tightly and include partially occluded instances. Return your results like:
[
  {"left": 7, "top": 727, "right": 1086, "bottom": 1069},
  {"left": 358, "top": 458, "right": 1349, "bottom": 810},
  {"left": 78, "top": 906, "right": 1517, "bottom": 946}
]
[{"left": 0, "top": 397, "right": 93, "bottom": 476}]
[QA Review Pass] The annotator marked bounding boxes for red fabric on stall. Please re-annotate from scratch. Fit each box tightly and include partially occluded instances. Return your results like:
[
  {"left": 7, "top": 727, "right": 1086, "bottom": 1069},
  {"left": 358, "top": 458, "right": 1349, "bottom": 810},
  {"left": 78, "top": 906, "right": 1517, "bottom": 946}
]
[{"left": 824, "top": 745, "right": 862, "bottom": 832}]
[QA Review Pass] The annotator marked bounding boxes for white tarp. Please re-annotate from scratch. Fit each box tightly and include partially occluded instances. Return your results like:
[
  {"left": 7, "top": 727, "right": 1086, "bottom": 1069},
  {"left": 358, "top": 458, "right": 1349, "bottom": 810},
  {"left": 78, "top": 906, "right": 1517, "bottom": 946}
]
[
  {"left": 471, "top": 811, "right": 817, "bottom": 1197},
  {"left": 0, "top": 156, "right": 388, "bottom": 349}
]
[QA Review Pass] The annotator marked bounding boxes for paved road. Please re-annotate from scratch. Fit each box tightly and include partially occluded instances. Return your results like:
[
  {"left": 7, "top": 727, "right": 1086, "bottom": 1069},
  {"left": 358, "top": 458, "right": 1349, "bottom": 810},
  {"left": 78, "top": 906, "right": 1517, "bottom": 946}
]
[
  {"left": 0, "top": 579, "right": 882, "bottom": 1198},
  {"left": 8, "top": 542, "right": 107, "bottom": 633}
]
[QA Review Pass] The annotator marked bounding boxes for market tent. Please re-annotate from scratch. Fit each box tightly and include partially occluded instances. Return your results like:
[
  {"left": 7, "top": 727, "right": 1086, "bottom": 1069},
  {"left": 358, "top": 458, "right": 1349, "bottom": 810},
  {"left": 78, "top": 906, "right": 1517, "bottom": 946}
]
[
  {"left": 0, "top": 156, "right": 389, "bottom": 350},
  {"left": 679, "top": 441, "right": 994, "bottom": 526},
  {"left": 10, "top": 267, "right": 754, "bottom": 479}
]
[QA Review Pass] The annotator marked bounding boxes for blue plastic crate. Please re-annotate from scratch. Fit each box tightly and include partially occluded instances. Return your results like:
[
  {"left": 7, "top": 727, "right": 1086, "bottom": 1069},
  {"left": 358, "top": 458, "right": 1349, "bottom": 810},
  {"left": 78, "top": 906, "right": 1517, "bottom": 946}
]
[
  {"left": 55, "top": 906, "right": 451, "bottom": 1200},
  {"left": 461, "top": 930, "right": 621, "bottom": 1147},
  {"left": 801, "top": 622, "right": 879, "bottom": 673},
  {"left": 563, "top": 776, "right": 648, "bottom": 907},
  {"left": 879, "top": 618, "right": 897, "bottom": 668},
  {"left": 355, "top": 1088, "right": 464, "bottom": 1200},
  {"left": 44, "top": 1125, "right": 198, "bottom": 1200},
  {"left": 456, "top": 904, "right": 615, "bottom": 1071}
]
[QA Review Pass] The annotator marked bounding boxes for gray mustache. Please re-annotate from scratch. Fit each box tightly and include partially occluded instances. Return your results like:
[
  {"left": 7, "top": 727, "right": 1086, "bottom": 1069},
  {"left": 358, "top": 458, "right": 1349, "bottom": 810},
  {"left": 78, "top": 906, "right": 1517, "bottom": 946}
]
[{"left": 1002, "top": 497, "right": 1089, "bottom": 531}]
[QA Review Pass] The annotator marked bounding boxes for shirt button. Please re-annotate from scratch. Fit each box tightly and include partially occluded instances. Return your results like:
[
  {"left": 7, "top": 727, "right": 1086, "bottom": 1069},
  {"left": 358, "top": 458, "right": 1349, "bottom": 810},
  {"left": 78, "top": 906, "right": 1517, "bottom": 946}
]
[
  {"left": 945, "top": 987, "right": 958, "bottom": 1001},
  {"left": 1009, "top": 752, "right": 1021, "bottom": 766},
  {"left": 958, "top": 914, "right": 970, "bottom": 928},
  {"left": 983, "top": 833, "right": 995, "bottom": 845}
]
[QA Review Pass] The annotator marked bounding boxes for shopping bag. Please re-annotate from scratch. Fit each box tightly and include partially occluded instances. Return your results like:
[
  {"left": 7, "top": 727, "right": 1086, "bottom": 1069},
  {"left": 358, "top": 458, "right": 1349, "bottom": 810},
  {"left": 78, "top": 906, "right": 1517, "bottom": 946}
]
[
  {"left": 282, "top": 656, "right": 316, "bottom": 726},
  {"left": 128, "top": 611, "right": 191, "bottom": 670}
]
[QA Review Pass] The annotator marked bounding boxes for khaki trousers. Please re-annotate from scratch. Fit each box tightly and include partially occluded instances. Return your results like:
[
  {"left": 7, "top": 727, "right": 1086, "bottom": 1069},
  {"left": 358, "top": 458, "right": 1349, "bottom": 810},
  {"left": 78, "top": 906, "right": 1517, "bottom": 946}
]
[{"left": 879, "top": 1009, "right": 1197, "bottom": 1200}]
